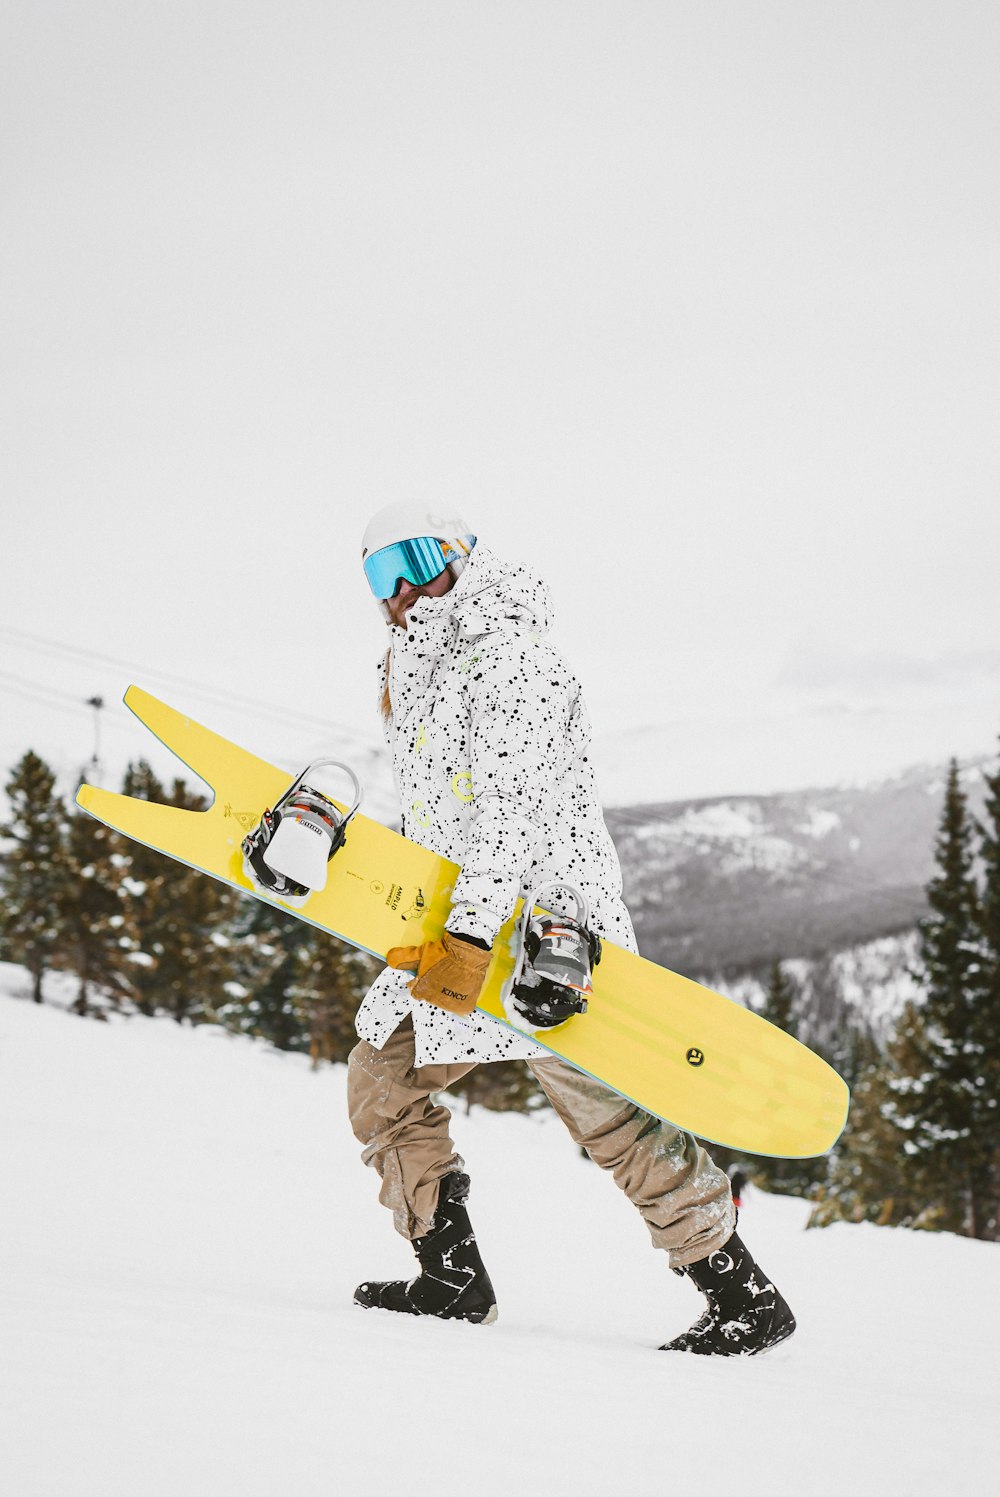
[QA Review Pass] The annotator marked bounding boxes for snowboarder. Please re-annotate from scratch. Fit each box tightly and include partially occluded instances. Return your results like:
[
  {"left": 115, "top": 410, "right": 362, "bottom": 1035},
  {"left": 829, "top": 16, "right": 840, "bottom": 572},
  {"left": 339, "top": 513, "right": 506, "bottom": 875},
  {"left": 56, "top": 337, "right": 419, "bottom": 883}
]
[{"left": 348, "top": 501, "right": 796, "bottom": 1355}]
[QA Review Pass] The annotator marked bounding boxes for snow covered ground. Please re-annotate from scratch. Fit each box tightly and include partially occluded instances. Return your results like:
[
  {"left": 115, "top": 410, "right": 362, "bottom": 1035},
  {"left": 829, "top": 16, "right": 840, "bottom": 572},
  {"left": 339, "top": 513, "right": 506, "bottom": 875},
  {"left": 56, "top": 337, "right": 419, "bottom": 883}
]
[{"left": 2, "top": 965, "right": 998, "bottom": 1497}]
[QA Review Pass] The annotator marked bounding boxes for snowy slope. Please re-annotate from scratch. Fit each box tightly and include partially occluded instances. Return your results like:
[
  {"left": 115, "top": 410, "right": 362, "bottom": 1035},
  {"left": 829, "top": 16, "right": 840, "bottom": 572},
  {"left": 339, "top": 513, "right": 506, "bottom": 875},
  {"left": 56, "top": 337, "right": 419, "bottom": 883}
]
[{"left": 1, "top": 968, "right": 998, "bottom": 1497}]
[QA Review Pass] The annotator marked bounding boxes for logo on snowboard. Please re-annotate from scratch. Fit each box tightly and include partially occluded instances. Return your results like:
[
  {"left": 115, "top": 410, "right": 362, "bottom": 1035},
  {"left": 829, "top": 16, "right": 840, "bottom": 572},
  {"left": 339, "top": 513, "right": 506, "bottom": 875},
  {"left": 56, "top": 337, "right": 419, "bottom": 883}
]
[
  {"left": 384, "top": 884, "right": 427, "bottom": 920},
  {"left": 224, "top": 804, "right": 258, "bottom": 832},
  {"left": 403, "top": 889, "right": 426, "bottom": 921}
]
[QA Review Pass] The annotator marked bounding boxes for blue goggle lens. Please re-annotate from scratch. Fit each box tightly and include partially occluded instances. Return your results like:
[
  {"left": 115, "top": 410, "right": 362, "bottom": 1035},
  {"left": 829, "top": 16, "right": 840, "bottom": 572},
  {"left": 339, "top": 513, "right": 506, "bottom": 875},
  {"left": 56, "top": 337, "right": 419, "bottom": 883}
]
[{"left": 363, "top": 536, "right": 469, "bottom": 599}]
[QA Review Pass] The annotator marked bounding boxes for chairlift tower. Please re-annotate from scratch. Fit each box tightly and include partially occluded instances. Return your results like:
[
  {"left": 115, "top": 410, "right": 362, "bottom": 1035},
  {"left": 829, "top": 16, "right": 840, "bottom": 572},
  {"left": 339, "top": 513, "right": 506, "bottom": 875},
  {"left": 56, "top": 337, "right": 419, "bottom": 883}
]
[{"left": 85, "top": 695, "right": 105, "bottom": 782}]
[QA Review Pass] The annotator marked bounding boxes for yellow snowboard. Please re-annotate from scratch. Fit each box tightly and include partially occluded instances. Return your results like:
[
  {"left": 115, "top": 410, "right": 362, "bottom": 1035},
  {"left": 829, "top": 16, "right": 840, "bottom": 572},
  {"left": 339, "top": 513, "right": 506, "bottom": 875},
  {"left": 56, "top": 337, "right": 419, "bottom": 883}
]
[{"left": 77, "top": 686, "right": 849, "bottom": 1158}]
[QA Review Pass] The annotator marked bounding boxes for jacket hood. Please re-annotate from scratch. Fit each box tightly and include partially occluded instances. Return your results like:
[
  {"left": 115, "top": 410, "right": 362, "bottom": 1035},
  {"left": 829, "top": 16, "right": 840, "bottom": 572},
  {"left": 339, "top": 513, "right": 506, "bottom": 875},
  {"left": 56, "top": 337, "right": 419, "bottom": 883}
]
[
  {"left": 440, "top": 545, "right": 554, "bottom": 642},
  {"left": 384, "top": 547, "right": 554, "bottom": 726}
]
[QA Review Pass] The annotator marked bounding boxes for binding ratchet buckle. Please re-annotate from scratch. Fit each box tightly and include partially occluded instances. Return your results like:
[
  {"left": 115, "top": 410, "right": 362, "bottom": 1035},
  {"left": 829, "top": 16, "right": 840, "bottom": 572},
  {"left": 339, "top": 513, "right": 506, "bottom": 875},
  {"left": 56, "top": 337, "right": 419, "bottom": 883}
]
[
  {"left": 506, "top": 882, "right": 601, "bottom": 1031},
  {"left": 242, "top": 760, "right": 363, "bottom": 908}
]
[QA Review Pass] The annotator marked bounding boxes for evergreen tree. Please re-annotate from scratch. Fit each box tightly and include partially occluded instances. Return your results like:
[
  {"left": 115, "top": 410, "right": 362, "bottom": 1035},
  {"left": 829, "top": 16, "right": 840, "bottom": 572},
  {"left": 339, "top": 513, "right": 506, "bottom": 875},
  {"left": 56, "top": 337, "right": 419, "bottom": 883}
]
[
  {"left": 752, "top": 960, "right": 826, "bottom": 1197},
  {"left": 0, "top": 752, "right": 67, "bottom": 1002},
  {"left": 441, "top": 1059, "right": 548, "bottom": 1115},
  {"left": 758, "top": 959, "right": 798, "bottom": 1038},
  {"left": 883, "top": 759, "right": 997, "bottom": 1237},
  {"left": 808, "top": 1028, "right": 923, "bottom": 1230},
  {"left": 971, "top": 743, "right": 1000, "bottom": 1237},
  {"left": 290, "top": 938, "right": 379, "bottom": 1067},
  {"left": 55, "top": 801, "right": 136, "bottom": 1015},
  {"left": 121, "top": 762, "right": 237, "bottom": 1022},
  {"left": 222, "top": 896, "right": 314, "bottom": 1050}
]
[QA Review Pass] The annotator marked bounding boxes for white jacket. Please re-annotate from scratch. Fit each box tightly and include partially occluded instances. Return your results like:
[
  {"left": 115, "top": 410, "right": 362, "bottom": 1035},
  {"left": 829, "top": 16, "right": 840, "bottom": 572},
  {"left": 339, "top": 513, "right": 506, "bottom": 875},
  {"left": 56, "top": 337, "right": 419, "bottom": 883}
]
[{"left": 354, "top": 546, "right": 637, "bottom": 1066}]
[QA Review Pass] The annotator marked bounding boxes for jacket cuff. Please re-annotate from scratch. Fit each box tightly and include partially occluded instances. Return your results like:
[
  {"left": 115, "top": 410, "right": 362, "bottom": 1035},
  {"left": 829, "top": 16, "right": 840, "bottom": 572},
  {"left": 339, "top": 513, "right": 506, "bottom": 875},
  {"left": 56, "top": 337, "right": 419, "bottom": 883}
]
[{"left": 445, "top": 902, "right": 502, "bottom": 948}]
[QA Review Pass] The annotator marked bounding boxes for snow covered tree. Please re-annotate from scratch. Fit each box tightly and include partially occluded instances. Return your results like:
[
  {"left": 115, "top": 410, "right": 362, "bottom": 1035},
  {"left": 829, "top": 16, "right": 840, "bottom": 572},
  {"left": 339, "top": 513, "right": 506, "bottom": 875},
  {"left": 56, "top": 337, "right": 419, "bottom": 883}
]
[
  {"left": 221, "top": 897, "right": 382, "bottom": 1060},
  {"left": 222, "top": 896, "right": 314, "bottom": 1051},
  {"left": 882, "top": 759, "right": 997, "bottom": 1237},
  {"left": 808, "top": 1029, "right": 921, "bottom": 1230},
  {"left": 971, "top": 744, "right": 1000, "bottom": 1237},
  {"left": 797, "top": 956, "right": 874, "bottom": 1091},
  {"left": 0, "top": 752, "right": 67, "bottom": 1002}
]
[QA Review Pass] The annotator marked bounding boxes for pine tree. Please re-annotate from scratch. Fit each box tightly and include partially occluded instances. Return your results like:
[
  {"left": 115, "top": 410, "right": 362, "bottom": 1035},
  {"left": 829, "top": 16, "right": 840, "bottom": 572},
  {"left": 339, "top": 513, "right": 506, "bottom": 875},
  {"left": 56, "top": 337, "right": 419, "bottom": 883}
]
[
  {"left": 808, "top": 1028, "right": 921, "bottom": 1229},
  {"left": 752, "top": 960, "right": 826, "bottom": 1197},
  {"left": 290, "top": 938, "right": 379, "bottom": 1067},
  {"left": 971, "top": 743, "right": 1000, "bottom": 1238},
  {"left": 759, "top": 959, "right": 798, "bottom": 1037},
  {"left": 121, "top": 762, "right": 237, "bottom": 1022},
  {"left": 441, "top": 1059, "right": 548, "bottom": 1115},
  {"left": 0, "top": 752, "right": 67, "bottom": 1002},
  {"left": 883, "top": 759, "right": 995, "bottom": 1236},
  {"left": 55, "top": 801, "right": 136, "bottom": 1015},
  {"left": 118, "top": 762, "right": 370, "bottom": 1055},
  {"left": 222, "top": 896, "right": 313, "bottom": 1050}
]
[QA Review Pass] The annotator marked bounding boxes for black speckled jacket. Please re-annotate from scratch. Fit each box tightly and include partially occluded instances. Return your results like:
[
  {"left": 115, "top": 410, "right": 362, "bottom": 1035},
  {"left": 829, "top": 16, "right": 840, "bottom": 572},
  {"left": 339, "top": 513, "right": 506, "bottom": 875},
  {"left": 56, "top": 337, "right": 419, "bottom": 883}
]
[{"left": 355, "top": 545, "right": 637, "bottom": 1066}]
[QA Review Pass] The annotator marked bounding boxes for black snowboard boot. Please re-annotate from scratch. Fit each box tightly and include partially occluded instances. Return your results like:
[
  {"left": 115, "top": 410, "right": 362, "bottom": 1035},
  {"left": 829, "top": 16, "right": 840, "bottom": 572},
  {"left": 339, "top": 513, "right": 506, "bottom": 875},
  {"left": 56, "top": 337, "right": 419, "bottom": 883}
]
[
  {"left": 661, "top": 1231, "right": 796, "bottom": 1356},
  {"left": 354, "top": 1171, "right": 498, "bottom": 1324}
]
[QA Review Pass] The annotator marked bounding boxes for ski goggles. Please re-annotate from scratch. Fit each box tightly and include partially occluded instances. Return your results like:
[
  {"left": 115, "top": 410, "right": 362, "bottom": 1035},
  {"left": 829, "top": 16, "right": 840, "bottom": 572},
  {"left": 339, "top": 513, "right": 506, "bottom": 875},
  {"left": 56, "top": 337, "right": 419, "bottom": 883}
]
[{"left": 362, "top": 535, "right": 474, "bottom": 599}]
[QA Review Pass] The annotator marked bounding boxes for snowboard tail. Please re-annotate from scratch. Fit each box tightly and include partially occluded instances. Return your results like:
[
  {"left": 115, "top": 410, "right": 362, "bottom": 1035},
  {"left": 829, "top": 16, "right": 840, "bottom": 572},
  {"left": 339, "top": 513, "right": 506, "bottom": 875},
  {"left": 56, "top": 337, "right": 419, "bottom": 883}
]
[{"left": 77, "top": 686, "right": 850, "bottom": 1158}]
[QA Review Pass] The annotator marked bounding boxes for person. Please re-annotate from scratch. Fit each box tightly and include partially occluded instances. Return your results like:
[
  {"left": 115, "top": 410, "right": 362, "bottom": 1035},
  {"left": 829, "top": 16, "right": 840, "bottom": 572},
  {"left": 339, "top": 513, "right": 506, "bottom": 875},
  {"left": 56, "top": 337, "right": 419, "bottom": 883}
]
[{"left": 347, "top": 501, "right": 795, "bottom": 1355}]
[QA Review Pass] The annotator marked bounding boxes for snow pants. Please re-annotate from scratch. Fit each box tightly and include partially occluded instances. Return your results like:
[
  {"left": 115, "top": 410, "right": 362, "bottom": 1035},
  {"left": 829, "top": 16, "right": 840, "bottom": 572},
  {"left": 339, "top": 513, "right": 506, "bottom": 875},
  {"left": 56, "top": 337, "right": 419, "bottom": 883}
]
[{"left": 347, "top": 1016, "right": 735, "bottom": 1270}]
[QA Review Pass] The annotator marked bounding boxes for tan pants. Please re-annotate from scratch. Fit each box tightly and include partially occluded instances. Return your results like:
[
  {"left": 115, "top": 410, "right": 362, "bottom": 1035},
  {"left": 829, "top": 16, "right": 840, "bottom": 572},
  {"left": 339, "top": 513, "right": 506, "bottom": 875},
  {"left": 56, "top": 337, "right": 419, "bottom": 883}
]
[{"left": 347, "top": 1017, "right": 735, "bottom": 1269}]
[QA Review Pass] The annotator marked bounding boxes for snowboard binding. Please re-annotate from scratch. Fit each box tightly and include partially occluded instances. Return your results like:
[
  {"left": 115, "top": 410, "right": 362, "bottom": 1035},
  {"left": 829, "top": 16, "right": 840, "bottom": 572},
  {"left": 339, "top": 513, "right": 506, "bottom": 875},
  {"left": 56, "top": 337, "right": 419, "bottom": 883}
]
[
  {"left": 242, "top": 760, "right": 363, "bottom": 908},
  {"left": 506, "top": 882, "right": 601, "bottom": 1031}
]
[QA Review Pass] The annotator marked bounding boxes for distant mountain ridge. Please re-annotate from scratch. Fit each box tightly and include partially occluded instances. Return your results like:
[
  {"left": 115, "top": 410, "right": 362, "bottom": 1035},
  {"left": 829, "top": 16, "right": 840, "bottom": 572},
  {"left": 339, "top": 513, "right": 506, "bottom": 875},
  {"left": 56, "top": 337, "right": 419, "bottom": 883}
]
[{"left": 604, "top": 756, "right": 991, "bottom": 979}]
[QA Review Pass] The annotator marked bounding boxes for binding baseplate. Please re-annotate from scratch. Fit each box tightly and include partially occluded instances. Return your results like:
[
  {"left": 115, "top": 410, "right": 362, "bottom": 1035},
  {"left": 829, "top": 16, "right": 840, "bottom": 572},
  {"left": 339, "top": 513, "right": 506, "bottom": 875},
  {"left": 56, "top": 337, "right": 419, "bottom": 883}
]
[
  {"left": 505, "top": 882, "right": 602, "bottom": 1031},
  {"left": 242, "top": 760, "right": 362, "bottom": 907}
]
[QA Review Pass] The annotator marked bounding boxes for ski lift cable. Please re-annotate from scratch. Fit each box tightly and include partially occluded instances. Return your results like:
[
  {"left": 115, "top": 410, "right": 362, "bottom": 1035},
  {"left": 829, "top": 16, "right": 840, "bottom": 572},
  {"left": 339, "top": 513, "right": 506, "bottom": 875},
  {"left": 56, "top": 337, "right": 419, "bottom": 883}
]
[
  {"left": 0, "top": 696, "right": 918, "bottom": 914},
  {"left": 0, "top": 634, "right": 942, "bottom": 913},
  {"left": 0, "top": 669, "right": 182, "bottom": 729},
  {"left": 0, "top": 677, "right": 382, "bottom": 809},
  {"left": 0, "top": 672, "right": 290, "bottom": 763},
  {"left": 0, "top": 623, "right": 384, "bottom": 753},
  {"left": 0, "top": 674, "right": 95, "bottom": 719},
  {"left": 0, "top": 621, "right": 371, "bottom": 735}
]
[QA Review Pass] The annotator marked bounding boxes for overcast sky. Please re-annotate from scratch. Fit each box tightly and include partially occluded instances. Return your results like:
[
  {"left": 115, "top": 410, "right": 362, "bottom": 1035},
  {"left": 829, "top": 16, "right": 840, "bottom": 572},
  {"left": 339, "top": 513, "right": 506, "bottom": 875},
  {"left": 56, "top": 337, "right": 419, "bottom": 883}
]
[{"left": 2, "top": 1, "right": 998, "bottom": 807}]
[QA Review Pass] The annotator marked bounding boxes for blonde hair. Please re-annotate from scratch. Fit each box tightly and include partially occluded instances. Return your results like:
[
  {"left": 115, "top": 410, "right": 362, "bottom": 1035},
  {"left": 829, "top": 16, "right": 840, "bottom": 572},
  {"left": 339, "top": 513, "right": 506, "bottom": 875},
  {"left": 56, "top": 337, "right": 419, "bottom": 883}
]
[{"left": 380, "top": 649, "right": 392, "bottom": 721}]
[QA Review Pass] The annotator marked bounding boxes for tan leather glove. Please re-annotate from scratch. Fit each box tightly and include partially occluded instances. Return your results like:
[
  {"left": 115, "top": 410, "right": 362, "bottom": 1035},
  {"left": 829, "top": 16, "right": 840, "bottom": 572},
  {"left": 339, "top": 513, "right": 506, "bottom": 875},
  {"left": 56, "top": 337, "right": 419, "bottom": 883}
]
[{"left": 386, "top": 931, "right": 493, "bottom": 1016}]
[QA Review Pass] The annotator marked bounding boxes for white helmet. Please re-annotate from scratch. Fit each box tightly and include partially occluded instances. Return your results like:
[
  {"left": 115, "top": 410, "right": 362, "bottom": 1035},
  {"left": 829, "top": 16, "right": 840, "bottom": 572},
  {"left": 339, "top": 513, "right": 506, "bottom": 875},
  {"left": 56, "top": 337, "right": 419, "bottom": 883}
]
[{"left": 361, "top": 501, "right": 476, "bottom": 615}]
